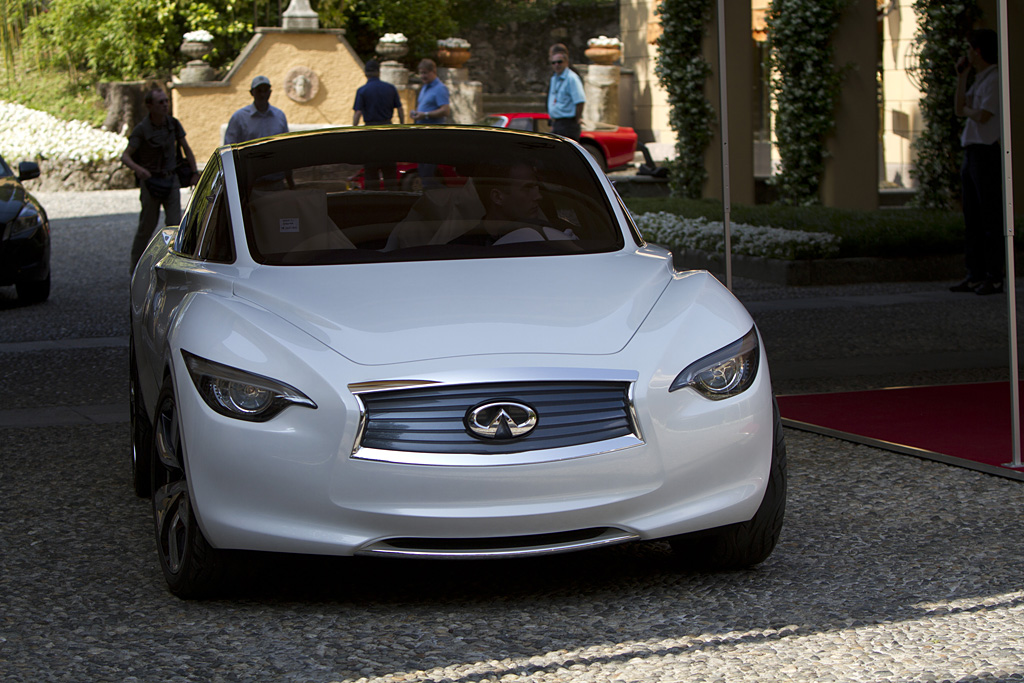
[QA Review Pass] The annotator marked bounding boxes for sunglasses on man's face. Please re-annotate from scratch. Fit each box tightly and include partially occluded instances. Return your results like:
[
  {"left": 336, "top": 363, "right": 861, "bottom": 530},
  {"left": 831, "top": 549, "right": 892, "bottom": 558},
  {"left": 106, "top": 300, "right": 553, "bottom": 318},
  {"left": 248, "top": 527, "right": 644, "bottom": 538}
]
[{"left": 550, "top": 59, "right": 565, "bottom": 65}]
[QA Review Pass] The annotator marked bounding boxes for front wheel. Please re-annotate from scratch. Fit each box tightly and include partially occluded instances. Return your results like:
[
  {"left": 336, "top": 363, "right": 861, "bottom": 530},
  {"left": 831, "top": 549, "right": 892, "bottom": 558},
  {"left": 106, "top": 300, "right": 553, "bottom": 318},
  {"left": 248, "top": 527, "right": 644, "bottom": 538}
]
[
  {"left": 670, "top": 398, "right": 787, "bottom": 570},
  {"left": 151, "top": 378, "right": 226, "bottom": 598},
  {"left": 16, "top": 273, "right": 50, "bottom": 304}
]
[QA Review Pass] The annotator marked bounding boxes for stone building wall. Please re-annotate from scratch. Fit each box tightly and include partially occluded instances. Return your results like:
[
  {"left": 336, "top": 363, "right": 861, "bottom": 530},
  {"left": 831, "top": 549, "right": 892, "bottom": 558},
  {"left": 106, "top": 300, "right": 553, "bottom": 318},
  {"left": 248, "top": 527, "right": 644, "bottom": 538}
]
[{"left": 456, "top": 4, "right": 619, "bottom": 96}]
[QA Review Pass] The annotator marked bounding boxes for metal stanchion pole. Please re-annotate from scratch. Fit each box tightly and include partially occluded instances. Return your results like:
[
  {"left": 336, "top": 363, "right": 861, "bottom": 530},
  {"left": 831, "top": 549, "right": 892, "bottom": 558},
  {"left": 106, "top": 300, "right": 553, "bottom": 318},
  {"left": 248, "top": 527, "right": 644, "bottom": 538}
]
[
  {"left": 716, "top": 0, "right": 732, "bottom": 291},
  {"left": 996, "top": 0, "right": 1020, "bottom": 468}
]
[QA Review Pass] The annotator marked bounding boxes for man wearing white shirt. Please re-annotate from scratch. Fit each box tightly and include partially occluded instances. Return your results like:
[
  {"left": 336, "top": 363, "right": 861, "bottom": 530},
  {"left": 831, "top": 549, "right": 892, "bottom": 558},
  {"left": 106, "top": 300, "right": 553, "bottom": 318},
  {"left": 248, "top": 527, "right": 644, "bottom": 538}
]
[
  {"left": 951, "top": 29, "right": 1002, "bottom": 295},
  {"left": 225, "top": 75, "right": 289, "bottom": 144}
]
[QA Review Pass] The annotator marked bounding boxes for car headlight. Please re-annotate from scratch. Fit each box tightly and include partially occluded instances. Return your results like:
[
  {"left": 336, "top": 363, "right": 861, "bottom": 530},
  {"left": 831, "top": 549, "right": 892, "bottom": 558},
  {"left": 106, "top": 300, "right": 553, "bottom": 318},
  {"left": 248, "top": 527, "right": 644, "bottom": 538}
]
[
  {"left": 182, "top": 350, "right": 316, "bottom": 421},
  {"left": 10, "top": 205, "right": 44, "bottom": 239},
  {"left": 669, "top": 327, "right": 760, "bottom": 400}
]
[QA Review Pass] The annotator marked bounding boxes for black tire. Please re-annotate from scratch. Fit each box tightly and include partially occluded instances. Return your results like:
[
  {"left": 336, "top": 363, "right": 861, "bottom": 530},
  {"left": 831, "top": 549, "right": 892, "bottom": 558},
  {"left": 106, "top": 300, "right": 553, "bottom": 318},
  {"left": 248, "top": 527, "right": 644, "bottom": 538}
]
[
  {"left": 129, "top": 336, "right": 152, "bottom": 498},
  {"left": 151, "top": 377, "right": 226, "bottom": 598},
  {"left": 16, "top": 273, "right": 50, "bottom": 304},
  {"left": 670, "top": 398, "right": 787, "bottom": 570},
  {"left": 581, "top": 142, "right": 608, "bottom": 172}
]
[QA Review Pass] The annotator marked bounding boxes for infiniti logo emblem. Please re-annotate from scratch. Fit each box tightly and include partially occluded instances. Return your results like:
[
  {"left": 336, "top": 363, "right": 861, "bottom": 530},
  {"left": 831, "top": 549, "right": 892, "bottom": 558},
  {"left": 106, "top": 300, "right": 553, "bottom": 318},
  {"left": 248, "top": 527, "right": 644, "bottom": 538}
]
[{"left": 466, "top": 402, "right": 538, "bottom": 440}]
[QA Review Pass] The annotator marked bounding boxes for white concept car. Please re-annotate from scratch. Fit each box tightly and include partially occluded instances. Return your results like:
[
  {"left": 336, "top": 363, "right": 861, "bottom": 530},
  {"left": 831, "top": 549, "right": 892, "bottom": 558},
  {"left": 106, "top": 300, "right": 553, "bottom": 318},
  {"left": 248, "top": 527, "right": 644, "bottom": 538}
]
[{"left": 129, "top": 126, "right": 786, "bottom": 597}]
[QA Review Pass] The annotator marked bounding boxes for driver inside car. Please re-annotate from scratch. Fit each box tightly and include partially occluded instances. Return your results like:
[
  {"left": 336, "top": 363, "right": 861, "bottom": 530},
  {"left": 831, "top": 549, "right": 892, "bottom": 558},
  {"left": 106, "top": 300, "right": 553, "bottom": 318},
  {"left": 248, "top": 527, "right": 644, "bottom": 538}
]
[{"left": 454, "top": 162, "right": 578, "bottom": 246}]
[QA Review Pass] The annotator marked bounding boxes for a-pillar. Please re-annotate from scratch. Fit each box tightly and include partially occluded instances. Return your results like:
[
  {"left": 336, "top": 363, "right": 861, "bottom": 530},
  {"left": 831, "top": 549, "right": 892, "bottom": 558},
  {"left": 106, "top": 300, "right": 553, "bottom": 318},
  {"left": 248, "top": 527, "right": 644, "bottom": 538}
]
[
  {"left": 702, "top": 0, "right": 755, "bottom": 205},
  {"left": 438, "top": 67, "right": 482, "bottom": 124},
  {"left": 821, "top": 0, "right": 878, "bottom": 210}
]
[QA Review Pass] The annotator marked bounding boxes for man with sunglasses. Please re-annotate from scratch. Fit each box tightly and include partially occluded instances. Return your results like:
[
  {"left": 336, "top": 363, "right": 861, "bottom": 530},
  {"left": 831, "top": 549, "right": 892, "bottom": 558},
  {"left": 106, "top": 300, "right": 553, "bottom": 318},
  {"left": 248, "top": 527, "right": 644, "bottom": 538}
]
[{"left": 547, "top": 48, "right": 586, "bottom": 142}]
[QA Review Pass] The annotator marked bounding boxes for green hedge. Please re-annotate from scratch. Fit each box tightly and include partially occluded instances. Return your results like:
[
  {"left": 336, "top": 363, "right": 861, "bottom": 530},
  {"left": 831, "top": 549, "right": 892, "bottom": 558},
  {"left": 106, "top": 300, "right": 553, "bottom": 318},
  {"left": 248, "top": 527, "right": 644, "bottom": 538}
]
[{"left": 622, "top": 197, "right": 1024, "bottom": 260}]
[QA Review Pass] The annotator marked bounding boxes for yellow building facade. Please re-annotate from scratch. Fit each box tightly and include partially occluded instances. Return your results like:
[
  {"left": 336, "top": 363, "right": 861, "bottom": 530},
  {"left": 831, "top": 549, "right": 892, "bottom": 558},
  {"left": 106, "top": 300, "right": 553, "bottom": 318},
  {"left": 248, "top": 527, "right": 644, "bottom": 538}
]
[{"left": 171, "top": 28, "right": 366, "bottom": 163}]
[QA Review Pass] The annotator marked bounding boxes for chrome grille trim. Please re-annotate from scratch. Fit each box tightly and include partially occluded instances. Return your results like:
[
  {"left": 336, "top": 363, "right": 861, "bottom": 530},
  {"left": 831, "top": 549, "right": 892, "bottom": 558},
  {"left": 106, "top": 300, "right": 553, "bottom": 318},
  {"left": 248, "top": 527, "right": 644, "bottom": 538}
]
[{"left": 349, "top": 373, "right": 644, "bottom": 466}]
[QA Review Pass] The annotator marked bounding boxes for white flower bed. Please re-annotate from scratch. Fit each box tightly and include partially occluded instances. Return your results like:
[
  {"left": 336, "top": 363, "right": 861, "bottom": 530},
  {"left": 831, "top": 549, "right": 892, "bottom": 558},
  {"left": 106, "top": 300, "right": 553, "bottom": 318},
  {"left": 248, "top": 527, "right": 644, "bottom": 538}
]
[
  {"left": 632, "top": 211, "right": 841, "bottom": 260},
  {"left": 380, "top": 32, "right": 408, "bottom": 44},
  {"left": 0, "top": 100, "right": 128, "bottom": 163}
]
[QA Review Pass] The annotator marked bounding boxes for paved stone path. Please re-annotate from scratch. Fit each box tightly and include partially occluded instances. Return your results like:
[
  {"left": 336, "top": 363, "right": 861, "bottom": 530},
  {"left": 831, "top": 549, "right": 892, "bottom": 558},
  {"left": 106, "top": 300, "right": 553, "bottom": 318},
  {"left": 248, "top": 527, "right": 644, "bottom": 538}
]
[{"left": 1, "top": 191, "right": 1022, "bottom": 682}]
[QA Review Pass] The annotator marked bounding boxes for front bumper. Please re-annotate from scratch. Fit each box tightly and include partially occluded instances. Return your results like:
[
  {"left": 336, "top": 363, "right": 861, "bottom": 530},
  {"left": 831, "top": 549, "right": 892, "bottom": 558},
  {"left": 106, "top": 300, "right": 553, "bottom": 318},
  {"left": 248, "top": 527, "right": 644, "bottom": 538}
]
[{"left": 173, "top": 352, "right": 775, "bottom": 559}]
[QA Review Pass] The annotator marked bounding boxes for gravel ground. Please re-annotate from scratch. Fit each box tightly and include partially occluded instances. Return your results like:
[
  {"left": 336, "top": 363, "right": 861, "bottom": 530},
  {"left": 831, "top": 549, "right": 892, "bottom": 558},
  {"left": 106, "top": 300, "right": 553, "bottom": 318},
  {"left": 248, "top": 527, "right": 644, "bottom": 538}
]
[{"left": 2, "top": 190, "right": 1023, "bottom": 682}]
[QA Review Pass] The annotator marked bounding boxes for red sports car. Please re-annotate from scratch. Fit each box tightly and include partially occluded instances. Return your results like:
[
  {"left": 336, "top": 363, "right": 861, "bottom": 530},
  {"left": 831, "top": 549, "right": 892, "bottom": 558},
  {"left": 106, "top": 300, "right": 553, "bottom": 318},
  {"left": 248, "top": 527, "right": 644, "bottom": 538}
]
[{"left": 481, "top": 113, "right": 638, "bottom": 171}]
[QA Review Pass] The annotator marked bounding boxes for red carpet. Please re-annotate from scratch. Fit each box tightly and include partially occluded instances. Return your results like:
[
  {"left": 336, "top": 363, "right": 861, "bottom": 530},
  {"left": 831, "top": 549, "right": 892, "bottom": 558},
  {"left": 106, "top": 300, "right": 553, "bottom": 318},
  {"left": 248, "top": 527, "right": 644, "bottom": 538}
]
[{"left": 778, "top": 382, "right": 1024, "bottom": 481}]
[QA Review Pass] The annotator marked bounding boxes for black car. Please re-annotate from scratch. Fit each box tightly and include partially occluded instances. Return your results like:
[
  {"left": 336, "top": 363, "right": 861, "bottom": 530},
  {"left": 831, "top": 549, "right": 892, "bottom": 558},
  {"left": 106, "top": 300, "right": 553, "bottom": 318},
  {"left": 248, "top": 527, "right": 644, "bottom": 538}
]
[{"left": 0, "top": 154, "right": 50, "bottom": 303}]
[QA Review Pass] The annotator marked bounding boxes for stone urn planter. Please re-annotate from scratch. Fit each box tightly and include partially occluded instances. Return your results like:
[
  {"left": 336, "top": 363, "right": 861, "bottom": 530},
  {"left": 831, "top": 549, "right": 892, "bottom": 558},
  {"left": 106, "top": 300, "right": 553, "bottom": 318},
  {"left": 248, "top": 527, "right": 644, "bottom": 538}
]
[
  {"left": 181, "top": 40, "right": 212, "bottom": 62},
  {"left": 376, "top": 40, "right": 409, "bottom": 62},
  {"left": 180, "top": 35, "right": 215, "bottom": 82},
  {"left": 437, "top": 46, "right": 471, "bottom": 68},
  {"left": 584, "top": 45, "right": 622, "bottom": 66}
]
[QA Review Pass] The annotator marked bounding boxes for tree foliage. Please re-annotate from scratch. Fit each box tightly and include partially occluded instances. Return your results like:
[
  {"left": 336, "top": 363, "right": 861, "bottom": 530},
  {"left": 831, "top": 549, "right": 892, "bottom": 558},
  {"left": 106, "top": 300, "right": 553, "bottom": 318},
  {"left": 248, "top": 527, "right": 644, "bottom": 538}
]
[
  {"left": 337, "top": 0, "right": 457, "bottom": 62},
  {"left": 654, "top": 0, "right": 713, "bottom": 199},
  {"left": 765, "top": 0, "right": 844, "bottom": 206},
  {"left": 908, "top": 0, "right": 979, "bottom": 209},
  {"left": 0, "top": 0, "right": 45, "bottom": 75},
  {"left": 23, "top": 0, "right": 179, "bottom": 80}
]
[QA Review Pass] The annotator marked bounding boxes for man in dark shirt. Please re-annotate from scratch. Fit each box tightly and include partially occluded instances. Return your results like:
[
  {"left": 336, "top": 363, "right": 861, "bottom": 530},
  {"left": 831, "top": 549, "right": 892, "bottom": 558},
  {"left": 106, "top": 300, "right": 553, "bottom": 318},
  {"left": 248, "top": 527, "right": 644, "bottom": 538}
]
[
  {"left": 121, "top": 88, "right": 198, "bottom": 269},
  {"left": 353, "top": 60, "right": 405, "bottom": 189},
  {"left": 353, "top": 60, "right": 404, "bottom": 126}
]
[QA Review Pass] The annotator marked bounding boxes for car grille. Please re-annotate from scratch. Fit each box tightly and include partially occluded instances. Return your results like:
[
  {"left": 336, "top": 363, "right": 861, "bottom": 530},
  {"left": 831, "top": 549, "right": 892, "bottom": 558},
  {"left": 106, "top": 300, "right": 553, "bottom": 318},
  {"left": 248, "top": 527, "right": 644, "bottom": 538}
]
[{"left": 355, "top": 380, "right": 638, "bottom": 455}]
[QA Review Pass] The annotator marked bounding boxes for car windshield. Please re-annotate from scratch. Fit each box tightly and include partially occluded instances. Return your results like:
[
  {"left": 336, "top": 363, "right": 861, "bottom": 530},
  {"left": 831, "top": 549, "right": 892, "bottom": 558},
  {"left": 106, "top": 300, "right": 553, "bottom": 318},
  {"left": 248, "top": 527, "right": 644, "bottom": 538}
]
[{"left": 234, "top": 127, "right": 624, "bottom": 265}]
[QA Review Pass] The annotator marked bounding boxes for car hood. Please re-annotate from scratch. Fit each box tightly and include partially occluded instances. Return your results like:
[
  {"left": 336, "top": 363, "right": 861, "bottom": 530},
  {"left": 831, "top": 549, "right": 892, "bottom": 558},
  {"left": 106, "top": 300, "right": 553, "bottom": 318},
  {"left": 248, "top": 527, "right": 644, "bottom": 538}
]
[
  {"left": 233, "top": 251, "right": 673, "bottom": 365},
  {"left": 0, "top": 177, "right": 32, "bottom": 225}
]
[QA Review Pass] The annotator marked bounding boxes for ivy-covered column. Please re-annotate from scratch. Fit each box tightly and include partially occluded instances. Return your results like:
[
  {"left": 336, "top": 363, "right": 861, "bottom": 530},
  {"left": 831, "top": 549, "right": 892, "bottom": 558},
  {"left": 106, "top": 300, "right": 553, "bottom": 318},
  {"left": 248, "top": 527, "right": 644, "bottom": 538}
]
[
  {"left": 909, "top": 0, "right": 978, "bottom": 209},
  {"left": 766, "top": 0, "right": 844, "bottom": 206},
  {"left": 654, "top": 0, "right": 714, "bottom": 198},
  {"left": 821, "top": 0, "right": 878, "bottom": 210},
  {"left": 701, "top": 0, "right": 755, "bottom": 205}
]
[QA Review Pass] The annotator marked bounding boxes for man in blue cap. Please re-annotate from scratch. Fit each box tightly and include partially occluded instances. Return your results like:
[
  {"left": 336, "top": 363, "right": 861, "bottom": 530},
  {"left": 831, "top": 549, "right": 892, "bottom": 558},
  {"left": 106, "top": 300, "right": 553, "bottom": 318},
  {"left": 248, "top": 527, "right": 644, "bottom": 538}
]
[
  {"left": 225, "top": 75, "right": 289, "bottom": 144},
  {"left": 353, "top": 59, "right": 404, "bottom": 126}
]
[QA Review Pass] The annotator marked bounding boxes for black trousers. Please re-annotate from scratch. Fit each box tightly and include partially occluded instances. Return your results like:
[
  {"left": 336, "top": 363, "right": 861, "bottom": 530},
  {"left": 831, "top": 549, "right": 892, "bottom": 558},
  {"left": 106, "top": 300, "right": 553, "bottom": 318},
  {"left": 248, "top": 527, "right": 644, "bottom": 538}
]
[
  {"left": 551, "top": 117, "right": 581, "bottom": 142},
  {"left": 960, "top": 142, "right": 1004, "bottom": 281}
]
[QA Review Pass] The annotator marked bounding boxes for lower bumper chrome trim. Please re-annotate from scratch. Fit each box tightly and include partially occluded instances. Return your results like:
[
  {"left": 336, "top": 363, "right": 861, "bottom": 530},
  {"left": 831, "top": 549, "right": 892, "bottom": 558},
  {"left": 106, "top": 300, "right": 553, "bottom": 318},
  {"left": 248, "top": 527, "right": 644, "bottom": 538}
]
[{"left": 355, "top": 527, "right": 640, "bottom": 559}]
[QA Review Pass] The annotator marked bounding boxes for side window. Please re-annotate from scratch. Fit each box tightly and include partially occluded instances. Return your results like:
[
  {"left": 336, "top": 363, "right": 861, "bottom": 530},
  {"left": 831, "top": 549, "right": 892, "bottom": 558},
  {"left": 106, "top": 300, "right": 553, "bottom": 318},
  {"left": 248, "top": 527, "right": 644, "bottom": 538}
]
[
  {"left": 196, "top": 183, "right": 234, "bottom": 263},
  {"left": 508, "top": 118, "right": 533, "bottom": 132},
  {"left": 175, "top": 160, "right": 220, "bottom": 257}
]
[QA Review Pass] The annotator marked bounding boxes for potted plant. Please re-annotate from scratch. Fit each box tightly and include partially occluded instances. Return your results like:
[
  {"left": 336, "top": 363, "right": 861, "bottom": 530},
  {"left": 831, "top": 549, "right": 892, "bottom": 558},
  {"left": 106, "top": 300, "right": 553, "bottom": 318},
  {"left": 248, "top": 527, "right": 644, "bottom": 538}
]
[
  {"left": 376, "top": 33, "right": 409, "bottom": 61},
  {"left": 436, "top": 37, "right": 472, "bottom": 68},
  {"left": 585, "top": 36, "right": 622, "bottom": 65}
]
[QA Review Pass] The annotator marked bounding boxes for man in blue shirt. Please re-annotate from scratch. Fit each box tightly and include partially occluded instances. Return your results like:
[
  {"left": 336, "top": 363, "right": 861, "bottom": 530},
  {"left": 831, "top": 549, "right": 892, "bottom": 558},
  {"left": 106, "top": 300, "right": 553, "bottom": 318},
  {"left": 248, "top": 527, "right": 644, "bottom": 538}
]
[
  {"left": 224, "top": 75, "right": 289, "bottom": 144},
  {"left": 547, "top": 49, "right": 586, "bottom": 142},
  {"left": 411, "top": 59, "right": 450, "bottom": 124}
]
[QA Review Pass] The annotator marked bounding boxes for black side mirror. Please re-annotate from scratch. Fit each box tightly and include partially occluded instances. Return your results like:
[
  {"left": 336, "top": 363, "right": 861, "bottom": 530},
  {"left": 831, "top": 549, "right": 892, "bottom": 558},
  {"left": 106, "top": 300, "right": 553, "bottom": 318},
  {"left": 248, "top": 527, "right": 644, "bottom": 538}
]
[{"left": 17, "top": 161, "right": 40, "bottom": 182}]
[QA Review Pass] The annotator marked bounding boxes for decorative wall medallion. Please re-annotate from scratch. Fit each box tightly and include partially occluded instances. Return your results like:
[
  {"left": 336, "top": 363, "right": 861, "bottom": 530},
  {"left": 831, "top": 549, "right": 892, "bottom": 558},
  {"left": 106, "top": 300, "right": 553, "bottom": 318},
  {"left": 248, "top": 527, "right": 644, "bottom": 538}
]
[{"left": 284, "top": 66, "right": 319, "bottom": 103}]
